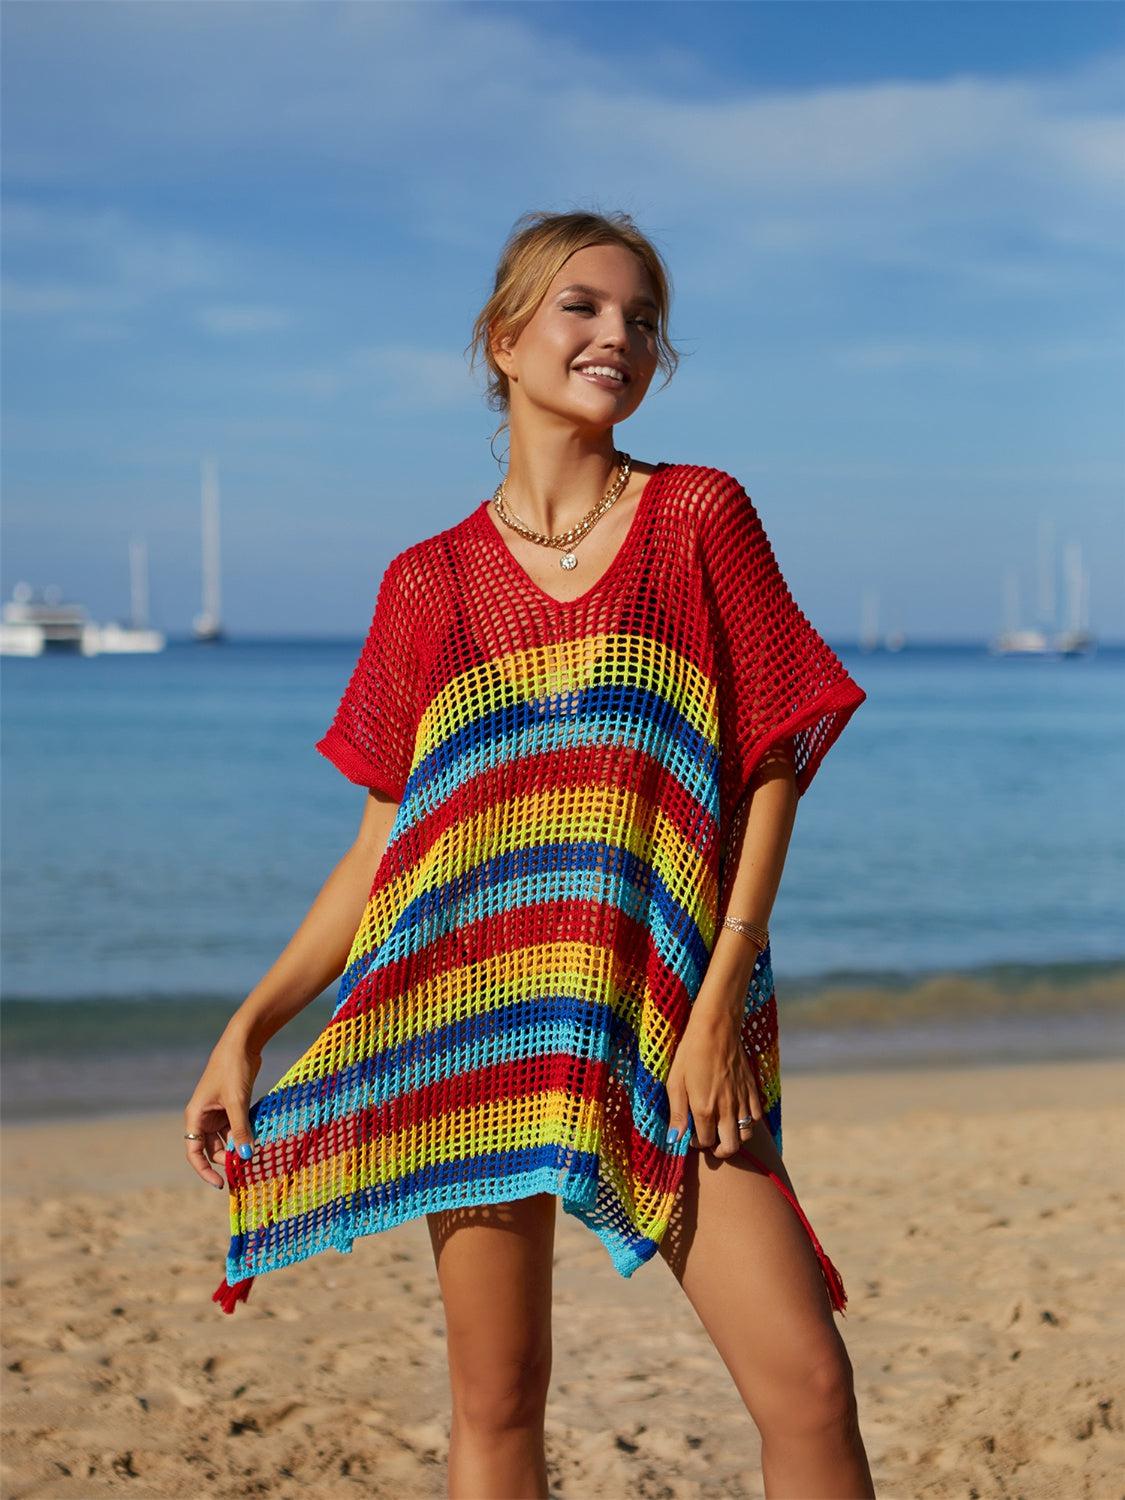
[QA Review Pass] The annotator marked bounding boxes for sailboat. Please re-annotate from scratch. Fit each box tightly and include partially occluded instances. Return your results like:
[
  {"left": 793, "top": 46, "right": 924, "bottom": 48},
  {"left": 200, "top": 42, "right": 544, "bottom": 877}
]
[
  {"left": 991, "top": 568, "right": 1049, "bottom": 655},
  {"left": 94, "top": 539, "right": 166, "bottom": 653},
  {"left": 991, "top": 517, "right": 1096, "bottom": 657},
  {"left": 1053, "top": 541, "right": 1096, "bottom": 656},
  {"left": 192, "top": 457, "right": 225, "bottom": 643},
  {"left": 858, "top": 587, "right": 906, "bottom": 653},
  {"left": 859, "top": 589, "right": 879, "bottom": 653}
]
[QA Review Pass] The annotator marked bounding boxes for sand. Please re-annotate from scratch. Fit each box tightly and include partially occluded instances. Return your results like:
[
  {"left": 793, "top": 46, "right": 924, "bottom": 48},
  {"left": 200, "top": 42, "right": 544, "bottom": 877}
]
[{"left": 2, "top": 1057, "right": 1123, "bottom": 1499}]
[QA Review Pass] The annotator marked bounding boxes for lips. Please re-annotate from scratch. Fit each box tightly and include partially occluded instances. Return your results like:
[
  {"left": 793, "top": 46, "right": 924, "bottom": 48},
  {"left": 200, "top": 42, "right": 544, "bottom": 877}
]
[{"left": 573, "top": 365, "right": 630, "bottom": 390}]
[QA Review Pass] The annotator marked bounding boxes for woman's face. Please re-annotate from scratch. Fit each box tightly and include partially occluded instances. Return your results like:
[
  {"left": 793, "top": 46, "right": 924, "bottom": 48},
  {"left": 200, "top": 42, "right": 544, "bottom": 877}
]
[{"left": 493, "top": 243, "right": 661, "bottom": 433}]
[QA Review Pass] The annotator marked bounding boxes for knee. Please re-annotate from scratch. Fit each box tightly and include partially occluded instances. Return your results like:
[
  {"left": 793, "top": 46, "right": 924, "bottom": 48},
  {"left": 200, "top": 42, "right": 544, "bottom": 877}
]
[
  {"left": 451, "top": 1347, "right": 552, "bottom": 1435},
  {"left": 763, "top": 1338, "right": 858, "bottom": 1439},
  {"left": 804, "top": 1345, "right": 859, "bottom": 1432}
]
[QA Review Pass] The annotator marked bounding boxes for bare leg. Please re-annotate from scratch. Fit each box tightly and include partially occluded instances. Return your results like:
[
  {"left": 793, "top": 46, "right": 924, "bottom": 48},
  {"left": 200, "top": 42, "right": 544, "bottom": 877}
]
[
  {"left": 659, "top": 1121, "right": 876, "bottom": 1499},
  {"left": 427, "top": 1193, "right": 557, "bottom": 1500}
]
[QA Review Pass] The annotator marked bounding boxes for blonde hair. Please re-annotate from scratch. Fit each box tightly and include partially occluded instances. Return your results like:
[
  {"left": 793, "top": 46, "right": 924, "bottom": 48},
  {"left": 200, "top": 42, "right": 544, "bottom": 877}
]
[{"left": 466, "top": 208, "right": 683, "bottom": 463}]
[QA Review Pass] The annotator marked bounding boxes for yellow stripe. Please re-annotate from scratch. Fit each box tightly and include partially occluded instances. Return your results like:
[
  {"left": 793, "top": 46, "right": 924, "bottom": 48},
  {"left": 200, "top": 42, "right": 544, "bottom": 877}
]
[
  {"left": 347, "top": 776, "right": 714, "bottom": 974},
  {"left": 416, "top": 630, "right": 718, "bottom": 767},
  {"left": 236, "top": 1085, "right": 608, "bottom": 1232},
  {"left": 272, "top": 932, "right": 665, "bottom": 1088}
]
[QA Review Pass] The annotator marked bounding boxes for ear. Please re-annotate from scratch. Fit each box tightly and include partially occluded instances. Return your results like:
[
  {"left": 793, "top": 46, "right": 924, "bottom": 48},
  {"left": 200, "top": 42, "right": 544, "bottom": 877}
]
[{"left": 490, "top": 323, "right": 515, "bottom": 377}]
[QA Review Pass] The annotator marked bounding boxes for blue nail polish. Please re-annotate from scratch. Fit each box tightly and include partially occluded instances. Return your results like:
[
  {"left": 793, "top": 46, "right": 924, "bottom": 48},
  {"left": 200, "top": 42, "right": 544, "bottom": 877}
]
[
  {"left": 238, "top": 1142, "right": 253, "bottom": 1160},
  {"left": 226, "top": 1137, "right": 234, "bottom": 1151},
  {"left": 666, "top": 1127, "right": 680, "bottom": 1144}
]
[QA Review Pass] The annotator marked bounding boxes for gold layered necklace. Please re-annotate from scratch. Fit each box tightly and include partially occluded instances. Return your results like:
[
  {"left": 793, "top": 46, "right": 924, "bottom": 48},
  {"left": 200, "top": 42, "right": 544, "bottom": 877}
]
[{"left": 491, "top": 451, "right": 632, "bottom": 571}]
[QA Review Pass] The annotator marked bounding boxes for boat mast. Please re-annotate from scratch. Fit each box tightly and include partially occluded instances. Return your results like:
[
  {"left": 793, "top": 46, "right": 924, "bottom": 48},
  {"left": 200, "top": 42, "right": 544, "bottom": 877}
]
[
  {"left": 1063, "top": 541, "right": 1086, "bottom": 634},
  {"left": 1002, "top": 568, "right": 1021, "bottom": 635},
  {"left": 1036, "top": 515, "right": 1055, "bottom": 635},
  {"left": 201, "top": 457, "right": 221, "bottom": 628},
  {"left": 193, "top": 457, "right": 224, "bottom": 640},
  {"left": 129, "top": 538, "right": 149, "bottom": 630}
]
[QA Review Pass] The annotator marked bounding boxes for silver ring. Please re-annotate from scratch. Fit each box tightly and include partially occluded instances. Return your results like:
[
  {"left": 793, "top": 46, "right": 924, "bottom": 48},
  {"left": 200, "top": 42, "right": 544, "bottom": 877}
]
[
  {"left": 184, "top": 1132, "right": 203, "bottom": 1140},
  {"left": 737, "top": 1117, "right": 754, "bottom": 1129}
]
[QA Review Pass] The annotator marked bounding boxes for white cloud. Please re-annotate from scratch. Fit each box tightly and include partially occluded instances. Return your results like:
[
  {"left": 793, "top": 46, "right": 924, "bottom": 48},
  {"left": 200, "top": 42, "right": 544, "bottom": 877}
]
[
  {"left": 2, "top": 277, "right": 94, "bottom": 317},
  {"left": 2, "top": 9, "right": 1122, "bottom": 410},
  {"left": 197, "top": 304, "right": 293, "bottom": 336},
  {"left": 260, "top": 342, "right": 473, "bottom": 408},
  {"left": 3, "top": 8, "right": 1121, "bottom": 288},
  {"left": 833, "top": 336, "right": 1122, "bottom": 373},
  {"left": 1, "top": 202, "right": 235, "bottom": 328}
]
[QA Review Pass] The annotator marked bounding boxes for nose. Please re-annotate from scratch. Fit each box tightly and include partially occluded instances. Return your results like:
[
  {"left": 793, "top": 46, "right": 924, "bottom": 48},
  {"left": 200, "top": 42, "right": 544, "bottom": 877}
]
[
  {"left": 593, "top": 309, "right": 630, "bottom": 348},
  {"left": 597, "top": 325, "right": 628, "bottom": 353}
]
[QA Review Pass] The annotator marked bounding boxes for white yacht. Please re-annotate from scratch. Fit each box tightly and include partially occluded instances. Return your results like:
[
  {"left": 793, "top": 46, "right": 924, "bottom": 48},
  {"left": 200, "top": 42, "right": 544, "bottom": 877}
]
[{"left": 0, "top": 582, "right": 91, "bottom": 655}]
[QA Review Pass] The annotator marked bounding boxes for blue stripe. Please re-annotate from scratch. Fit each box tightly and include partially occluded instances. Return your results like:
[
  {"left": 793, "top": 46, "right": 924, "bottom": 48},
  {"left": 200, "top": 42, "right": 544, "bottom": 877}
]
[
  {"left": 338, "top": 827, "right": 718, "bottom": 1014},
  {"left": 228, "top": 1140, "right": 602, "bottom": 1270},
  {"left": 396, "top": 678, "right": 719, "bottom": 840},
  {"left": 250, "top": 986, "right": 696, "bottom": 1151}
]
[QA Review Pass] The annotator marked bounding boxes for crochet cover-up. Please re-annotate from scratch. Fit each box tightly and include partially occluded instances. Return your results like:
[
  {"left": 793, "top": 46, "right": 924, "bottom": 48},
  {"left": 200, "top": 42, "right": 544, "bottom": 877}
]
[{"left": 212, "top": 462, "right": 866, "bottom": 1315}]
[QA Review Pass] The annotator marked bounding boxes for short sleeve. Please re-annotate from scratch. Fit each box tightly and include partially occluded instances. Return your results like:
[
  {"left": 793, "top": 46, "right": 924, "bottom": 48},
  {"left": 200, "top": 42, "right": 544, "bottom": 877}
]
[
  {"left": 314, "top": 553, "right": 422, "bottom": 802},
  {"left": 697, "top": 473, "right": 866, "bottom": 810}
]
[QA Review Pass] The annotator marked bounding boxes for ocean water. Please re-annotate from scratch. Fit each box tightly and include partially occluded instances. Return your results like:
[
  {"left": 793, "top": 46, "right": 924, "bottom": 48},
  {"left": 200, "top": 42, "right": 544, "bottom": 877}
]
[
  {"left": 2, "top": 638, "right": 1123, "bottom": 1113},
  {"left": 3, "top": 638, "right": 1123, "bottom": 996}
]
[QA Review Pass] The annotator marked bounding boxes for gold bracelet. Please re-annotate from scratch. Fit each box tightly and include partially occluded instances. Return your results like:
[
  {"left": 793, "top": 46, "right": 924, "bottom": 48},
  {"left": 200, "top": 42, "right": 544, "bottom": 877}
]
[{"left": 721, "top": 915, "right": 769, "bottom": 950}]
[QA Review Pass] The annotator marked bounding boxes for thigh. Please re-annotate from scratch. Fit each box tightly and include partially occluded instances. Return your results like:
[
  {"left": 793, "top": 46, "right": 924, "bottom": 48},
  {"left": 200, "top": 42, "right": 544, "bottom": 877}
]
[
  {"left": 658, "top": 1124, "right": 848, "bottom": 1416},
  {"left": 426, "top": 1193, "right": 557, "bottom": 1387}
]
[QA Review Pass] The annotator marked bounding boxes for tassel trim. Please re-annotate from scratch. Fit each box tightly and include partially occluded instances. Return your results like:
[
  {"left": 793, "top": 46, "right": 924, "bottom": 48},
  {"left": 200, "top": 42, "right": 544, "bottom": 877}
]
[
  {"left": 212, "top": 1273, "right": 255, "bottom": 1314},
  {"left": 742, "top": 1153, "right": 848, "bottom": 1316}
]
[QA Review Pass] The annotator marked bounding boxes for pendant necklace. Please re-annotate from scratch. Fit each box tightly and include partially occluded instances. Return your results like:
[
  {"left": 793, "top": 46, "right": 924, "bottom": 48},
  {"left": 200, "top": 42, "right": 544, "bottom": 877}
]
[{"left": 492, "top": 451, "right": 632, "bottom": 570}]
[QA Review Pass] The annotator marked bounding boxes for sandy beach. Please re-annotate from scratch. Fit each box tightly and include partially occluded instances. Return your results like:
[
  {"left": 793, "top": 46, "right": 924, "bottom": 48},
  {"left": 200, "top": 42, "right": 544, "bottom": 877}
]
[{"left": 2, "top": 1056, "right": 1123, "bottom": 1499}]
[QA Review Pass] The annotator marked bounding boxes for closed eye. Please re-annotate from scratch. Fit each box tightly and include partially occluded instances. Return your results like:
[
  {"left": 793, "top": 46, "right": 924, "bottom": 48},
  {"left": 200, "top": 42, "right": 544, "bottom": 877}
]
[{"left": 563, "top": 302, "right": 655, "bottom": 331}]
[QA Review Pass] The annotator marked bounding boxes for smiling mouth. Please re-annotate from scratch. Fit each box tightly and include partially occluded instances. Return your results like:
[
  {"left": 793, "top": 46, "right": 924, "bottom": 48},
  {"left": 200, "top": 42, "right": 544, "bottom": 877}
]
[{"left": 573, "top": 367, "right": 629, "bottom": 390}]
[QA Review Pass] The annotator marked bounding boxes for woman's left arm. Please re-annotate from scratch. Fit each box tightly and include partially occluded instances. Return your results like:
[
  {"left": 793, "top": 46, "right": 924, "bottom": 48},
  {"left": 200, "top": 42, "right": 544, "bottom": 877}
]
[{"left": 665, "top": 741, "right": 798, "bottom": 1157}]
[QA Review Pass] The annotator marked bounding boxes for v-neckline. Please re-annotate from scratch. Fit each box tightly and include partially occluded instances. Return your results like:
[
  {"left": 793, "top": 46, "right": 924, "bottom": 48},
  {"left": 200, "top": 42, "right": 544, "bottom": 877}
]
[{"left": 472, "top": 461, "right": 670, "bottom": 611}]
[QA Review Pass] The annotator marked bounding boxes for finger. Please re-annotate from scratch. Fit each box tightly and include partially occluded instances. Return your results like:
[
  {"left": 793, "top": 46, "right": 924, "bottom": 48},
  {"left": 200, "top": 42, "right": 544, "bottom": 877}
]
[
  {"left": 666, "top": 1088, "right": 690, "bottom": 1148},
  {"left": 692, "top": 1105, "right": 717, "bottom": 1153},
  {"left": 733, "top": 1085, "right": 764, "bottom": 1156},
  {"left": 713, "top": 1099, "right": 744, "bottom": 1159},
  {"left": 184, "top": 1112, "right": 225, "bottom": 1188},
  {"left": 742, "top": 1078, "right": 764, "bottom": 1127},
  {"left": 225, "top": 1096, "right": 257, "bottom": 1164}
]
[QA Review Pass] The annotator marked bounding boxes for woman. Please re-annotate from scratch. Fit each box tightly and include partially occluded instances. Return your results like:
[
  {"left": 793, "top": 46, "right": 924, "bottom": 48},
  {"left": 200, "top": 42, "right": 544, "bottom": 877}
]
[{"left": 185, "top": 209, "right": 875, "bottom": 1499}]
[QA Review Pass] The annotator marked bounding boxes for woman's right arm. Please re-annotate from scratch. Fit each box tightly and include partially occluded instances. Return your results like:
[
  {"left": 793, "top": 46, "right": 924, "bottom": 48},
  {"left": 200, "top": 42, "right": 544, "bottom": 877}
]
[{"left": 183, "top": 789, "right": 399, "bottom": 1187}]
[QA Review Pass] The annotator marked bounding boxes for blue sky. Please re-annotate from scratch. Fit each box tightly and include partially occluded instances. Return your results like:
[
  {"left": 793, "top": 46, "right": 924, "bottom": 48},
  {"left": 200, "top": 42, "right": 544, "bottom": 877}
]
[{"left": 3, "top": 1, "right": 1123, "bottom": 642}]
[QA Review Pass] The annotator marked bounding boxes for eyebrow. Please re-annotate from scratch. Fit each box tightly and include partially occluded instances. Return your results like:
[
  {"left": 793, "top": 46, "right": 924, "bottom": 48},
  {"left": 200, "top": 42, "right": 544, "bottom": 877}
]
[{"left": 554, "top": 283, "right": 659, "bottom": 313}]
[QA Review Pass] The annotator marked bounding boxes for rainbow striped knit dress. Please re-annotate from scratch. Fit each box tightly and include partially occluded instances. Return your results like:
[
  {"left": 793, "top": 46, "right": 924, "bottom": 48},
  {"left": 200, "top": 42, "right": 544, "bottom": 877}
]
[{"left": 212, "top": 462, "right": 866, "bottom": 1314}]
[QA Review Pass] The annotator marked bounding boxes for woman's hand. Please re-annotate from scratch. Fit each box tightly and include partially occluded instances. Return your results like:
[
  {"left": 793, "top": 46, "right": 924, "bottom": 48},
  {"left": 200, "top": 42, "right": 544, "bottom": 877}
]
[
  {"left": 183, "top": 1032, "right": 263, "bottom": 1188},
  {"left": 665, "top": 1002, "right": 763, "bottom": 1159}
]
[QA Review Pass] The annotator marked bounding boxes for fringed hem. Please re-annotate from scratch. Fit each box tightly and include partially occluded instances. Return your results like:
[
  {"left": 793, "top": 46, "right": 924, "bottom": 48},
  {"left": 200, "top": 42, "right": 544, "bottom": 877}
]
[
  {"left": 209, "top": 1161, "right": 847, "bottom": 1320},
  {"left": 212, "top": 1274, "right": 255, "bottom": 1315}
]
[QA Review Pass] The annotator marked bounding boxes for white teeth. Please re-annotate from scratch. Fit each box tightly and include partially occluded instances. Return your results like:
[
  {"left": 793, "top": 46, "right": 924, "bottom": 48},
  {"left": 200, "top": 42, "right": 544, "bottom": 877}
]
[{"left": 576, "top": 364, "right": 625, "bottom": 382}]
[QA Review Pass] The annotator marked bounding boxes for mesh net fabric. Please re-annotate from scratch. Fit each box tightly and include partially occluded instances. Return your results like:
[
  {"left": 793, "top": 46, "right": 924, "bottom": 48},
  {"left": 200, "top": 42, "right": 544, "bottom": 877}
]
[
  {"left": 312, "top": 553, "right": 421, "bottom": 802},
  {"left": 212, "top": 462, "right": 865, "bottom": 1315}
]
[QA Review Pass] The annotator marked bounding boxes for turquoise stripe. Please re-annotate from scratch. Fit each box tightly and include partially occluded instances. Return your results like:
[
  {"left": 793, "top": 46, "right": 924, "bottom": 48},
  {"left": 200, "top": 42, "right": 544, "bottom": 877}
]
[
  {"left": 396, "top": 679, "right": 718, "bottom": 839},
  {"left": 337, "top": 831, "right": 719, "bottom": 1017}
]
